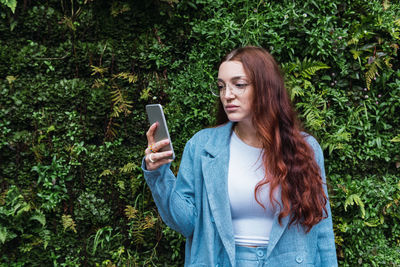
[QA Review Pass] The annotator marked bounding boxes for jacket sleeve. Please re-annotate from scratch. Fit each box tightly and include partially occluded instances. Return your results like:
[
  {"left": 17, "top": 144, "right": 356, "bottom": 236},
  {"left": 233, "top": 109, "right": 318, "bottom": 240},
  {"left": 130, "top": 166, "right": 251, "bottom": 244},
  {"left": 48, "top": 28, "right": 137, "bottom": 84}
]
[
  {"left": 141, "top": 139, "right": 197, "bottom": 238},
  {"left": 310, "top": 136, "right": 338, "bottom": 267}
]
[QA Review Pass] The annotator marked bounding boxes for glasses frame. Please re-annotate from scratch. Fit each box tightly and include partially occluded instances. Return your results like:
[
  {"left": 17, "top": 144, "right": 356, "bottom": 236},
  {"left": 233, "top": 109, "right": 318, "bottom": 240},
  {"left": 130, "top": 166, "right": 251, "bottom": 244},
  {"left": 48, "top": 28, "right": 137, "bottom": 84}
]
[{"left": 209, "top": 81, "right": 251, "bottom": 97}]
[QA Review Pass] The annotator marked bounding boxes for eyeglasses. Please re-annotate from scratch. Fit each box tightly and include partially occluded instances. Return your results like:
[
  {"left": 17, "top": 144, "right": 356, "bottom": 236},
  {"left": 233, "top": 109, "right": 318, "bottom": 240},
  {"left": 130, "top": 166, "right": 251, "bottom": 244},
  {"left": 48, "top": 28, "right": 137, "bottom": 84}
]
[{"left": 210, "top": 81, "right": 251, "bottom": 97}]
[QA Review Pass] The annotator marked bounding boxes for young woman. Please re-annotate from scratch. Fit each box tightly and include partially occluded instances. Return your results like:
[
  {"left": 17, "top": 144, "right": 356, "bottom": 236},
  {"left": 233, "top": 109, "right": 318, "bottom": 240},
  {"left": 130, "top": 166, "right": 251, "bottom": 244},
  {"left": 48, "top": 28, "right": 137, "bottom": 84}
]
[{"left": 142, "top": 46, "right": 337, "bottom": 267}]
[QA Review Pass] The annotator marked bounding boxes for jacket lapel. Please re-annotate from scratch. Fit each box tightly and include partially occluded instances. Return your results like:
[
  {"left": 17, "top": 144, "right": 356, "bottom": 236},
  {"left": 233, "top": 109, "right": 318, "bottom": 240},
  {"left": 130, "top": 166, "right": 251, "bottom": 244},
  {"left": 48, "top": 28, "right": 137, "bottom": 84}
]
[
  {"left": 266, "top": 210, "right": 290, "bottom": 258},
  {"left": 201, "top": 122, "right": 236, "bottom": 266}
]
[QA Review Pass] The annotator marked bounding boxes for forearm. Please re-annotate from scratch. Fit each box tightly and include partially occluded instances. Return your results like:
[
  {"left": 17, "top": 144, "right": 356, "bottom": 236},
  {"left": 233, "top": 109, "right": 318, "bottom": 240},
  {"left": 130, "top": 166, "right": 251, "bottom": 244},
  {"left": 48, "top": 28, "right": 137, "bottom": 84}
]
[{"left": 142, "top": 159, "right": 196, "bottom": 237}]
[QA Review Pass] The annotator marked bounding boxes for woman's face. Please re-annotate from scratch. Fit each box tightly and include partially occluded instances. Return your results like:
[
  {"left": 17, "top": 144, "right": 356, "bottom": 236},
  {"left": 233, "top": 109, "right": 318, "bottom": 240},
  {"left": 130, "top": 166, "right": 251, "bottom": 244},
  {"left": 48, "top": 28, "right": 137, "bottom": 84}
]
[{"left": 218, "top": 60, "right": 253, "bottom": 124}]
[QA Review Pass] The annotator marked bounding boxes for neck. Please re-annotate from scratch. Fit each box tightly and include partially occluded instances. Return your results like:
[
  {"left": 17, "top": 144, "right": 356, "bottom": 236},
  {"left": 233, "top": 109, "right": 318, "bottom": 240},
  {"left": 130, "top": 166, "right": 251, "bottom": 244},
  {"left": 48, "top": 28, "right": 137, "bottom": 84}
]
[{"left": 235, "top": 121, "right": 262, "bottom": 148}]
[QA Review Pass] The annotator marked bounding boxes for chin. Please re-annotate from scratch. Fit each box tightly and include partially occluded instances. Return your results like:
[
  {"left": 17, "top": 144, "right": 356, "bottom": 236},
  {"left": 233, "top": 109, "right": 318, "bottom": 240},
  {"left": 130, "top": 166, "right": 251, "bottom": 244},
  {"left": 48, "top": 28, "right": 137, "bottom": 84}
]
[
  {"left": 226, "top": 114, "right": 252, "bottom": 124},
  {"left": 226, "top": 115, "right": 242, "bottom": 122}
]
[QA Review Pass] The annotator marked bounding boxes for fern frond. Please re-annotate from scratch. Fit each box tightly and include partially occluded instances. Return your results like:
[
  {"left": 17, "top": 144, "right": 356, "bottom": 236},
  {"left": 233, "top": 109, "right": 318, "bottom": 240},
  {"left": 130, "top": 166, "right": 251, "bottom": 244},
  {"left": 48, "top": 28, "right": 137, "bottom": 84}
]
[
  {"left": 324, "top": 127, "right": 352, "bottom": 154},
  {"left": 111, "top": 2, "right": 131, "bottom": 17},
  {"left": 283, "top": 58, "right": 329, "bottom": 79},
  {"left": 124, "top": 205, "right": 138, "bottom": 220},
  {"left": 90, "top": 65, "right": 108, "bottom": 76},
  {"left": 113, "top": 72, "right": 138, "bottom": 83},
  {"left": 344, "top": 194, "right": 365, "bottom": 218},
  {"left": 383, "top": 57, "right": 392, "bottom": 68},
  {"left": 117, "top": 180, "right": 125, "bottom": 190},
  {"left": 111, "top": 89, "right": 123, "bottom": 104},
  {"left": 288, "top": 84, "right": 304, "bottom": 100},
  {"left": 111, "top": 105, "right": 122, "bottom": 118},
  {"left": 62, "top": 214, "right": 77, "bottom": 233},
  {"left": 365, "top": 61, "right": 379, "bottom": 90},
  {"left": 108, "top": 126, "right": 118, "bottom": 137},
  {"left": 128, "top": 74, "right": 138, "bottom": 83},
  {"left": 281, "top": 62, "right": 297, "bottom": 75},
  {"left": 297, "top": 94, "right": 327, "bottom": 131},
  {"left": 350, "top": 49, "right": 362, "bottom": 60},
  {"left": 140, "top": 88, "right": 151, "bottom": 100},
  {"left": 133, "top": 229, "right": 144, "bottom": 244},
  {"left": 283, "top": 58, "right": 329, "bottom": 102},
  {"left": 347, "top": 37, "right": 359, "bottom": 45},
  {"left": 92, "top": 78, "right": 105, "bottom": 88},
  {"left": 335, "top": 127, "right": 352, "bottom": 141},
  {"left": 110, "top": 87, "right": 133, "bottom": 117},
  {"left": 299, "top": 59, "right": 330, "bottom": 79},
  {"left": 143, "top": 215, "right": 156, "bottom": 230},
  {"left": 100, "top": 169, "right": 113, "bottom": 177},
  {"left": 304, "top": 110, "right": 324, "bottom": 130},
  {"left": 105, "top": 119, "right": 118, "bottom": 141},
  {"left": 39, "top": 229, "right": 51, "bottom": 249},
  {"left": 120, "top": 163, "right": 136, "bottom": 173}
]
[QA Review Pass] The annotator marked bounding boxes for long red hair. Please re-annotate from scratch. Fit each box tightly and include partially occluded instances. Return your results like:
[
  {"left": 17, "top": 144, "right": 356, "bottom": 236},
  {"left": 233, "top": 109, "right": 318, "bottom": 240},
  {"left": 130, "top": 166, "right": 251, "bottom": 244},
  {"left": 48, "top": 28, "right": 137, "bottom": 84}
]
[{"left": 217, "top": 46, "right": 327, "bottom": 232}]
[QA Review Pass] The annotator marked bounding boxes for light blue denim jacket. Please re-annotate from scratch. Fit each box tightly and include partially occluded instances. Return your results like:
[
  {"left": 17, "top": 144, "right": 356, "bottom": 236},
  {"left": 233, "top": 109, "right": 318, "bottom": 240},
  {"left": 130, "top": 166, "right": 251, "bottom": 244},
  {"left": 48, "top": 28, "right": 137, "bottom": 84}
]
[{"left": 142, "top": 122, "right": 338, "bottom": 267}]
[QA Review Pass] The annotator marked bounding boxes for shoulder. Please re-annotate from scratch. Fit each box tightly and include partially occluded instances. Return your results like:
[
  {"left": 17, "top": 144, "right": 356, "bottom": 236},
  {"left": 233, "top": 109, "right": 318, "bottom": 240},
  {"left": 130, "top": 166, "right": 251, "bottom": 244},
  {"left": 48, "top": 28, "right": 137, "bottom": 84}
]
[
  {"left": 301, "top": 132, "right": 322, "bottom": 153},
  {"left": 301, "top": 132, "right": 324, "bottom": 164},
  {"left": 187, "top": 122, "right": 232, "bottom": 146}
]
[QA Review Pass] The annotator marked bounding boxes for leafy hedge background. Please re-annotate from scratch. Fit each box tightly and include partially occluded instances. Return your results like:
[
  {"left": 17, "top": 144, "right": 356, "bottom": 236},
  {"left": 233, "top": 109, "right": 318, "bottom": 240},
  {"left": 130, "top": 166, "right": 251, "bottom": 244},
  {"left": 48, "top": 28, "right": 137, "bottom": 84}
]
[{"left": 0, "top": 0, "right": 399, "bottom": 266}]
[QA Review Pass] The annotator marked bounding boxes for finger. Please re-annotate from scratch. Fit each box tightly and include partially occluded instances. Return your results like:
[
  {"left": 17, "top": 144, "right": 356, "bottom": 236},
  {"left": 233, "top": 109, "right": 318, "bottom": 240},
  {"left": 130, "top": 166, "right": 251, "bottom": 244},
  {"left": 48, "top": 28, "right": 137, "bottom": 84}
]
[
  {"left": 150, "top": 150, "right": 173, "bottom": 162},
  {"left": 144, "top": 153, "right": 157, "bottom": 167},
  {"left": 154, "top": 158, "right": 173, "bottom": 167},
  {"left": 146, "top": 122, "right": 158, "bottom": 144},
  {"left": 147, "top": 158, "right": 173, "bottom": 171},
  {"left": 145, "top": 139, "right": 170, "bottom": 155},
  {"left": 153, "top": 139, "right": 170, "bottom": 151}
]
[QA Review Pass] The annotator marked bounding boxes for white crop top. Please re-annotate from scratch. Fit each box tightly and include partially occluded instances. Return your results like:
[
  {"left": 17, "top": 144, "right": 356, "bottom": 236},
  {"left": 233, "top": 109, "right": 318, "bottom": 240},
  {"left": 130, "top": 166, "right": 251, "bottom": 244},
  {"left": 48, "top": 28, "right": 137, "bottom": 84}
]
[{"left": 228, "top": 131, "right": 275, "bottom": 246}]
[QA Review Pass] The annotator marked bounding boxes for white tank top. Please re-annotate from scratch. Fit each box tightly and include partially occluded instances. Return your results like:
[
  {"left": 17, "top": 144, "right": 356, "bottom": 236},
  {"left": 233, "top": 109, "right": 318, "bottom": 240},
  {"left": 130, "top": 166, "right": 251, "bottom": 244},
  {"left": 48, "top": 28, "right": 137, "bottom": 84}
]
[{"left": 228, "top": 131, "right": 275, "bottom": 246}]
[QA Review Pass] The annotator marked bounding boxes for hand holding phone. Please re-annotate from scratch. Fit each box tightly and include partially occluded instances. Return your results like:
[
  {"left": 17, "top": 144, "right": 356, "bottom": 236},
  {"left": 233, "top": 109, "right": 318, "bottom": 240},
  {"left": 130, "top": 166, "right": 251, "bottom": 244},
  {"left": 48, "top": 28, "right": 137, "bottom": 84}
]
[{"left": 145, "top": 104, "right": 175, "bottom": 170}]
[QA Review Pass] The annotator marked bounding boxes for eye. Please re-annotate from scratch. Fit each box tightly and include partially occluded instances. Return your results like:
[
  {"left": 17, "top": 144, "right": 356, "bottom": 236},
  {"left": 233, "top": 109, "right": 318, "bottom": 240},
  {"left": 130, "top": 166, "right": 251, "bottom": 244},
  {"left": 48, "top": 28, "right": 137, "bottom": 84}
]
[
  {"left": 235, "top": 83, "right": 248, "bottom": 88},
  {"left": 217, "top": 84, "right": 225, "bottom": 90}
]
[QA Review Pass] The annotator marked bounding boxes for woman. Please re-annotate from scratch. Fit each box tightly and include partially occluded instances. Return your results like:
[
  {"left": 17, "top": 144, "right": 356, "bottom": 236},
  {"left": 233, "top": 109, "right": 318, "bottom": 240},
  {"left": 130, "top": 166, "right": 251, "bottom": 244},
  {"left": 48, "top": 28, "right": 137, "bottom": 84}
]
[{"left": 142, "top": 46, "right": 337, "bottom": 267}]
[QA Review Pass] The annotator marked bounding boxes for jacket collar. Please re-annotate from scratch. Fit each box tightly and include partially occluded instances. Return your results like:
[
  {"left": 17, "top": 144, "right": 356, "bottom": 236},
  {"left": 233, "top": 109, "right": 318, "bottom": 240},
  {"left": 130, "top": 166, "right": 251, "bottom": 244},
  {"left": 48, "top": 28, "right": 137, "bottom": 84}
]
[
  {"left": 201, "top": 121, "right": 290, "bottom": 263},
  {"left": 203, "top": 121, "right": 233, "bottom": 157}
]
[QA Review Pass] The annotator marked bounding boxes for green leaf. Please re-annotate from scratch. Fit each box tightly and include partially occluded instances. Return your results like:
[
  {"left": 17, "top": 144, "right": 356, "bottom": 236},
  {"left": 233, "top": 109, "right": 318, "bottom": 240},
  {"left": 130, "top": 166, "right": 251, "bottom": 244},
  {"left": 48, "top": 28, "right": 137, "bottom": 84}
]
[
  {"left": 1, "top": 0, "right": 17, "bottom": 13},
  {"left": 391, "top": 134, "right": 400, "bottom": 142},
  {"left": 30, "top": 212, "right": 46, "bottom": 227},
  {"left": 6, "top": 75, "right": 16, "bottom": 84},
  {"left": 0, "top": 226, "right": 7, "bottom": 244},
  {"left": 46, "top": 125, "right": 55, "bottom": 133}
]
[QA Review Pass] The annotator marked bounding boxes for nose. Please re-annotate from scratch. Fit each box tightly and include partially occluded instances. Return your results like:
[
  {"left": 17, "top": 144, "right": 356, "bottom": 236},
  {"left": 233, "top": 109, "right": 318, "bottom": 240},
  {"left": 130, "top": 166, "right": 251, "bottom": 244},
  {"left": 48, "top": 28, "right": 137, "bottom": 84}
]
[{"left": 222, "top": 84, "right": 235, "bottom": 99}]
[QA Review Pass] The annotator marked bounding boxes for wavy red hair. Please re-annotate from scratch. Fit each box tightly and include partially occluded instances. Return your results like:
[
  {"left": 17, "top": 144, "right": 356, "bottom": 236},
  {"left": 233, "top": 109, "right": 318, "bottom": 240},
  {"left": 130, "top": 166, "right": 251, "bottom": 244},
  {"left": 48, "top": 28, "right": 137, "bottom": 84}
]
[{"left": 217, "top": 46, "right": 327, "bottom": 232}]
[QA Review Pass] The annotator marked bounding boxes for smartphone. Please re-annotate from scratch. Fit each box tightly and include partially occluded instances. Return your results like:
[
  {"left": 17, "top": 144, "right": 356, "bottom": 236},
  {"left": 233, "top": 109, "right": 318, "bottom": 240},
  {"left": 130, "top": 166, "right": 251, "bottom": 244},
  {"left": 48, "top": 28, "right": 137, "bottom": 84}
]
[{"left": 145, "top": 104, "right": 175, "bottom": 160}]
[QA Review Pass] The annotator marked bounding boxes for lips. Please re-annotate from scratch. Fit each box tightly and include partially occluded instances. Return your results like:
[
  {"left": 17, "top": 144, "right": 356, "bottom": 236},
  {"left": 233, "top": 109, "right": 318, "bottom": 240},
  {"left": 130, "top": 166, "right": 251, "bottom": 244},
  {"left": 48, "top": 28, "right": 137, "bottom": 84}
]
[{"left": 225, "top": 105, "right": 239, "bottom": 111}]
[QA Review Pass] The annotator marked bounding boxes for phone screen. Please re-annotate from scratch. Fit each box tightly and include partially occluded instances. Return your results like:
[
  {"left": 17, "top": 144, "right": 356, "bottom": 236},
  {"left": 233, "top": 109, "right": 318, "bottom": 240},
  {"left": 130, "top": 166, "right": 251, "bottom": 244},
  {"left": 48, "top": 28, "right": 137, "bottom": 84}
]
[{"left": 145, "top": 104, "right": 175, "bottom": 160}]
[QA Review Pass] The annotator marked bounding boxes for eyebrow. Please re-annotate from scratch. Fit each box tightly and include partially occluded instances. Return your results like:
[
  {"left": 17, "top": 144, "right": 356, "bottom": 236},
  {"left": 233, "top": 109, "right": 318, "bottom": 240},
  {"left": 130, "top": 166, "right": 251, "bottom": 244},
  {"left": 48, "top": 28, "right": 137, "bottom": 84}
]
[{"left": 217, "top": 76, "right": 248, "bottom": 82}]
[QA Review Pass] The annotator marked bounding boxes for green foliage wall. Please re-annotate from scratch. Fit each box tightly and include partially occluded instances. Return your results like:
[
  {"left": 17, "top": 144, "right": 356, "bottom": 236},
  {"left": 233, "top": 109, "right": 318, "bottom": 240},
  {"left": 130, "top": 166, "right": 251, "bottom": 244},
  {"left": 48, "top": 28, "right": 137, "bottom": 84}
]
[{"left": 0, "top": 0, "right": 399, "bottom": 266}]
